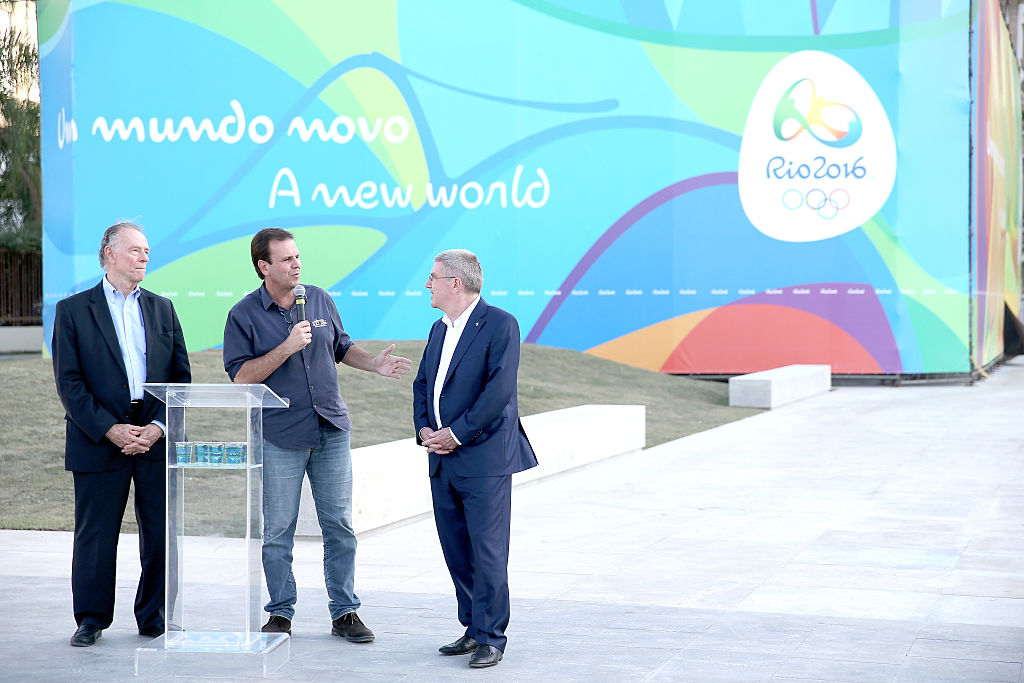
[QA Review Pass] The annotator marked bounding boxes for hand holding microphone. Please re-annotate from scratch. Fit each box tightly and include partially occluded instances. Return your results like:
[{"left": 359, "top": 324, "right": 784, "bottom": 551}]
[
  {"left": 284, "top": 285, "right": 311, "bottom": 353},
  {"left": 294, "top": 284, "right": 306, "bottom": 322}
]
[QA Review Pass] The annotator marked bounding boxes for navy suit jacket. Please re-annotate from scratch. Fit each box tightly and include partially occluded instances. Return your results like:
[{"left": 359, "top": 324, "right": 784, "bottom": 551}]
[
  {"left": 413, "top": 298, "right": 537, "bottom": 478},
  {"left": 53, "top": 281, "right": 192, "bottom": 472}
]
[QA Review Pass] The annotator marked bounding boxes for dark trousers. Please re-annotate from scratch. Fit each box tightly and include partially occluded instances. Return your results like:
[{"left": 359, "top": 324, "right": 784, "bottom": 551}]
[
  {"left": 72, "top": 457, "right": 165, "bottom": 630},
  {"left": 430, "top": 461, "right": 513, "bottom": 651}
]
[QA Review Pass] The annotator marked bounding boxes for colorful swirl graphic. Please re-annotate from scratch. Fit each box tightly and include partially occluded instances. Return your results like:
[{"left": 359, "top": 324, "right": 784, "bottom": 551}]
[
  {"left": 773, "top": 78, "right": 863, "bottom": 148},
  {"left": 35, "top": 0, "right": 998, "bottom": 376}
]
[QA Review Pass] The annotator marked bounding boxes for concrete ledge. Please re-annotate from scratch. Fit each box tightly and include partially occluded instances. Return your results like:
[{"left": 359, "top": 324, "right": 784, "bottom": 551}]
[
  {"left": 729, "top": 364, "right": 831, "bottom": 409},
  {"left": 0, "top": 326, "right": 42, "bottom": 353},
  {"left": 297, "top": 404, "right": 645, "bottom": 536}
]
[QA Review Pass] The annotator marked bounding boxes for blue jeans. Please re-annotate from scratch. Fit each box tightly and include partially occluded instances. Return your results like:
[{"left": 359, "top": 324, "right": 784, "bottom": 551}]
[{"left": 262, "top": 426, "right": 359, "bottom": 620}]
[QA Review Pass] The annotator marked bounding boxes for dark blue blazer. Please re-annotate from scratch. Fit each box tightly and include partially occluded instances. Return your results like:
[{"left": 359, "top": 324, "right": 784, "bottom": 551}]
[
  {"left": 52, "top": 281, "right": 192, "bottom": 472},
  {"left": 413, "top": 298, "right": 537, "bottom": 477}
]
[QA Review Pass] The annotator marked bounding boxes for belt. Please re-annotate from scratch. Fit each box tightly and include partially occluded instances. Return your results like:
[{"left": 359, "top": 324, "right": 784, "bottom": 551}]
[{"left": 127, "top": 399, "right": 144, "bottom": 424}]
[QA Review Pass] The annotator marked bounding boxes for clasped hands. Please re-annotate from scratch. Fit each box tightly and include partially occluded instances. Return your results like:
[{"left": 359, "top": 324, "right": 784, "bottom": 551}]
[
  {"left": 106, "top": 423, "right": 164, "bottom": 455},
  {"left": 419, "top": 426, "right": 458, "bottom": 455}
]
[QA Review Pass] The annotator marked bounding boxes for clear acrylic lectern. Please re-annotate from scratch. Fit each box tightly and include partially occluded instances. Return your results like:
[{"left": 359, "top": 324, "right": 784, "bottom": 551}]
[{"left": 135, "top": 383, "right": 289, "bottom": 678}]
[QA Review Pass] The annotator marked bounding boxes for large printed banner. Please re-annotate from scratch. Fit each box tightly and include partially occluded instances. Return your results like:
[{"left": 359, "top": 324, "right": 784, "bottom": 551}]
[
  {"left": 37, "top": 0, "right": 1020, "bottom": 375},
  {"left": 973, "top": 0, "right": 1023, "bottom": 369}
]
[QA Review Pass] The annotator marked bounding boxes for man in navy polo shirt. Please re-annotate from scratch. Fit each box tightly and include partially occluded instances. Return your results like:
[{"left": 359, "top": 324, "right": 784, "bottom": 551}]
[{"left": 223, "top": 227, "right": 411, "bottom": 641}]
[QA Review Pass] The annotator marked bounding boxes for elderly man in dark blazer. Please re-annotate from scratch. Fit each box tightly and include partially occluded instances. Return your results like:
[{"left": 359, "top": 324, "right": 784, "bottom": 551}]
[
  {"left": 413, "top": 249, "right": 537, "bottom": 668},
  {"left": 52, "top": 222, "right": 191, "bottom": 647}
]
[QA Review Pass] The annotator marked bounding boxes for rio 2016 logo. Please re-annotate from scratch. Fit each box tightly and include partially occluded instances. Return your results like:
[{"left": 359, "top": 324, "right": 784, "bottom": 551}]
[
  {"left": 773, "top": 78, "right": 862, "bottom": 148},
  {"left": 739, "top": 51, "right": 896, "bottom": 242}
]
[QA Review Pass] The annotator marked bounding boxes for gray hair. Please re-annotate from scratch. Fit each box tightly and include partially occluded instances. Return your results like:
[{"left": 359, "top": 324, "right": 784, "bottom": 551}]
[
  {"left": 434, "top": 249, "right": 483, "bottom": 294},
  {"left": 99, "top": 222, "right": 144, "bottom": 269}
]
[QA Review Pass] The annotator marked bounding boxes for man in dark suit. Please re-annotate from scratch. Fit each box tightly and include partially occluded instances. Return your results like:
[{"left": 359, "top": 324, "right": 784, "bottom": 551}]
[
  {"left": 52, "top": 222, "right": 191, "bottom": 647},
  {"left": 413, "top": 249, "right": 537, "bottom": 668}
]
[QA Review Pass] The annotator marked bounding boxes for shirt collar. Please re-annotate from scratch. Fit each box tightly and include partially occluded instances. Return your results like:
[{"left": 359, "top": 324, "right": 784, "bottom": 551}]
[
  {"left": 442, "top": 295, "right": 481, "bottom": 331},
  {"left": 259, "top": 283, "right": 280, "bottom": 310},
  {"left": 102, "top": 274, "right": 140, "bottom": 302}
]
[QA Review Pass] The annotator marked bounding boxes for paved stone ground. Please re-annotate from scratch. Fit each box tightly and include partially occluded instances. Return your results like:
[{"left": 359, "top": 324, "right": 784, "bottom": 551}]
[{"left": 3, "top": 358, "right": 1024, "bottom": 681}]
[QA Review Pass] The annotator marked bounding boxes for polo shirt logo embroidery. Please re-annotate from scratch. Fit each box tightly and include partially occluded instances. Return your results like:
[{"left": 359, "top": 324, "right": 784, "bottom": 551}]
[{"left": 312, "top": 318, "right": 328, "bottom": 328}]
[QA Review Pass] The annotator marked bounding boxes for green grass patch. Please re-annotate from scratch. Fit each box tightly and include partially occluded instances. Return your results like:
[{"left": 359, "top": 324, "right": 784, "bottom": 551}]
[{"left": 0, "top": 342, "right": 759, "bottom": 534}]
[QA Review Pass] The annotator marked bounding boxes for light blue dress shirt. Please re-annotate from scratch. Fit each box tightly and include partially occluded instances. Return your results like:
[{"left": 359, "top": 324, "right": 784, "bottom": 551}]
[
  {"left": 102, "top": 276, "right": 146, "bottom": 399},
  {"left": 102, "top": 276, "right": 164, "bottom": 433}
]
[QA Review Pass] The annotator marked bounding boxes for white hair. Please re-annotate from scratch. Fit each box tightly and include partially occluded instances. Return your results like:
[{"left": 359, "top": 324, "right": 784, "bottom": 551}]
[
  {"left": 99, "top": 221, "right": 144, "bottom": 269},
  {"left": 434, "top": 249, "right": 483, "bottom": 294}
]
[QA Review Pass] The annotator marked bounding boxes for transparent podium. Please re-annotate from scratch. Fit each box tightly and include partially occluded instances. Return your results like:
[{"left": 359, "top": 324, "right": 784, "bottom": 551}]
[{"left": 135, "top": 383, "right": 290, "bottom": 679}]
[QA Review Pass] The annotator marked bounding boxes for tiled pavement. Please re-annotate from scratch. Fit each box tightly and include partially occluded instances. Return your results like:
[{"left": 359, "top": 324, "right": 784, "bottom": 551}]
[{"left": 3, "top": 358, "right": 1024, "bottom": 681}]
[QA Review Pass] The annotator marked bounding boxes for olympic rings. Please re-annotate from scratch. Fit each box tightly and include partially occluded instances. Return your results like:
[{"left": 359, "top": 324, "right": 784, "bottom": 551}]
[
  {"left": 781, "top": 188, "right": 851, "bottom": 220},
  {"left": 805, "top": 189, "right": 828, "bottom": 210},
  {"left": 782, "top": 188, "right": 803, "bottom": 210}
]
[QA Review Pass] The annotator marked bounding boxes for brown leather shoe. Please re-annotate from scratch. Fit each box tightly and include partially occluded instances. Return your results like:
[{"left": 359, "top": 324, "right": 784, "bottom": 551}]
[
  {"left": 261, "top": 615, "right": 291, "bottom": 635},
  {"left": 331, "top": 612, "right": 374, "bottom": 643},
  {"left": 439, "top": 634, "right": 477, "bottom": 655}
]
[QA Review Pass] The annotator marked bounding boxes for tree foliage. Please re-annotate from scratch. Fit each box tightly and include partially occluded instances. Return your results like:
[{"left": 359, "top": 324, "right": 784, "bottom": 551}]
[{"left": 0, "top": 1, "right": 40, "bottom": 251}]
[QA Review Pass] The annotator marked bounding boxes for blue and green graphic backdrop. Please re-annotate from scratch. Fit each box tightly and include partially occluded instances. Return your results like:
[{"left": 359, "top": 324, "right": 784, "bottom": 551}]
[{"left": 37, "top": 0, "right": 1021, "bottom": 375}]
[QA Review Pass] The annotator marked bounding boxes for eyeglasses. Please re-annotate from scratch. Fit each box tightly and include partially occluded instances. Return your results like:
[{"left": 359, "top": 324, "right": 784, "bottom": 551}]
[{"left": 428, "top": 274, "right": 458, "bottom": 282}]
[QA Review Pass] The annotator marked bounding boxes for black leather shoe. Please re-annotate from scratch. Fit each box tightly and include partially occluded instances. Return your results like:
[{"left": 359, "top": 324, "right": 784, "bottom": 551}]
[
  {"left": 261, "top": 615, "right": 291, "bottom": 635},
  {"left": 70, "top": 624, "right": 103, "bottom": 647},
  {"left": 439, "top": 634, "right": 477, "bottom": 655},
  {"left": 138, "top": 624, "right": 165, "bottom": 637},
  {"left": 468, "top": 644, "right": 503, "bottom": 668},
  {"left": 331, "top": 612, "right": 374, "bottom": 643}
]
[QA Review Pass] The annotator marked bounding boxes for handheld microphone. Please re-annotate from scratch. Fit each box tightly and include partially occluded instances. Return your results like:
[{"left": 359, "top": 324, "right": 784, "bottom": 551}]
[{"left": 294, "top": 284, "right": 306, "bottom": 322}]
